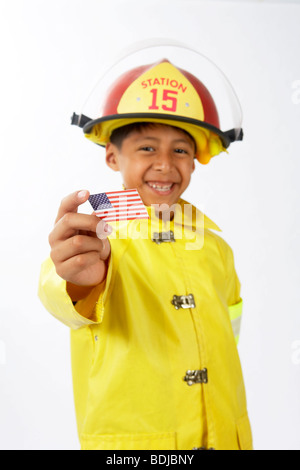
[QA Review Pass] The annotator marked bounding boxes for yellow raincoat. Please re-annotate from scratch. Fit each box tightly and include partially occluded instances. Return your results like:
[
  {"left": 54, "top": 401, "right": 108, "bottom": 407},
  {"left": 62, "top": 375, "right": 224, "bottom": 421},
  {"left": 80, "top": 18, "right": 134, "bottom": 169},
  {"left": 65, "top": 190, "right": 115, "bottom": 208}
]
[{"left": 38, "top": 199, "right": 252, "bottom": 450}]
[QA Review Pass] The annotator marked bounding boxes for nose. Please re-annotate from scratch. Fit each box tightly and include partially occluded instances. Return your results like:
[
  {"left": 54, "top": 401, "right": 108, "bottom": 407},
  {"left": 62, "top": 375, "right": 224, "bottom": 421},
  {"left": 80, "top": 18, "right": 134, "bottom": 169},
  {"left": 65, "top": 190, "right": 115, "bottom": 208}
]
[{"left": 152, "top": 150, "right": 173, "bottom": 173}]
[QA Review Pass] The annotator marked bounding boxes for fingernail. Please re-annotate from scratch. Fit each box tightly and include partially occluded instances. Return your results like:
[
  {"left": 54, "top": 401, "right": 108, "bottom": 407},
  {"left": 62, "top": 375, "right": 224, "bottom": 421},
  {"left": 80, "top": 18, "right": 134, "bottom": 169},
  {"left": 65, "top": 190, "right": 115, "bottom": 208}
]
[
  {"left": 104, "top": 224, "right": 113, "bottom": 234},
  {"left": 78, "top": 190, "right": 88, "bottom": 199},
  {"left": 96, "top": 220, "right": 113, "bottom": 239}
]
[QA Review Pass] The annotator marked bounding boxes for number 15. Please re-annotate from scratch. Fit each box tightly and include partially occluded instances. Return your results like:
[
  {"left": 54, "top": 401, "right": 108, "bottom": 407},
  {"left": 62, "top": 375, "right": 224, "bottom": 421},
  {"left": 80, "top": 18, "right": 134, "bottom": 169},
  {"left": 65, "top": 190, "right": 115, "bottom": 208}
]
[{"left": 149, "top": 88, "right": 178, "bottom": 112}]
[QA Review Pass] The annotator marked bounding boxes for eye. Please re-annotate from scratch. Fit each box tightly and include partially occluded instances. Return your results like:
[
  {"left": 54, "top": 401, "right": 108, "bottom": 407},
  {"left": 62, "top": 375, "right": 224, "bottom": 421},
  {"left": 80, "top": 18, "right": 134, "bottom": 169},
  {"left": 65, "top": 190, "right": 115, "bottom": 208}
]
[
  {"left": 139, "top": 146, "right": 155, "bottom": 152},
  {"left": 174, "top": 148, "right": 190, "bottom": 156}
]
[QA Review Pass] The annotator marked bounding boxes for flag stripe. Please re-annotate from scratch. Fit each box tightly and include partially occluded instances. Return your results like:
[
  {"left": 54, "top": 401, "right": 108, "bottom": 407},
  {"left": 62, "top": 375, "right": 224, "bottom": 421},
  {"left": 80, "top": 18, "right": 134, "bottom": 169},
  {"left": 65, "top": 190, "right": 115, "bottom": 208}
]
[
  {"left": 95, "top": 209, "right": 148, "bottom": 217},
  {"left": 108, "top": 199, "right": 141, "bottom": 204},
  {"left": 95, "top": 209, "right": 148, "bottom": 216},
  {"left": 105, "top": 190, "right": 138, "bottom": 196},
  {"left": 106, "top": 201, "right": 142, "bottom": 208},
  {"left": 108, "top": 195, "right": 140, "bottom": 200},
  {"left": 94, "top": 205, "right": 148, "bottom": 213},
  {"left": 96, "top": 203, "right": 147, "bottom": 209},
  {"left": 102, "top": 215, "right": 149, "bottom": 222}
]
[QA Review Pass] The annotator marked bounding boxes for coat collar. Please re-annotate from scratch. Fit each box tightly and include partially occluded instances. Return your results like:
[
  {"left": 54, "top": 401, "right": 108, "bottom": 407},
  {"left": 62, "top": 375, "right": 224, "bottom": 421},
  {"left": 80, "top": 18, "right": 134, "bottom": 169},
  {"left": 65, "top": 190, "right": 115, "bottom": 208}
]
[{"left": 178, "top": 198, "right": 222, "bottom": 232}]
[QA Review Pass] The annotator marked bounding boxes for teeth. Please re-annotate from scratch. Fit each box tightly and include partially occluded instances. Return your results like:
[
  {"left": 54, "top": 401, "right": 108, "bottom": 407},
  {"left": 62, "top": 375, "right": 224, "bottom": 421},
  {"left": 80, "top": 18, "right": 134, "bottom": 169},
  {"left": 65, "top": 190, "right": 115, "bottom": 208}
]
[{"left": 148, "top": 183, "right": 173, "bottom": 191}]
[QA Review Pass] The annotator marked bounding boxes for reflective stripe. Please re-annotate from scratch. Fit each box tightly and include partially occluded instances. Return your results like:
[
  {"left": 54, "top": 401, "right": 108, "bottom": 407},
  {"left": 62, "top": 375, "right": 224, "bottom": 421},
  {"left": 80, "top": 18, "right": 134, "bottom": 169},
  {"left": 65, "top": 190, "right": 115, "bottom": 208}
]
[
  {"left": 228, "top": 299, "right": 243, "bottom": 344},
  {"left": 231, "top": 316, "right": 242, "bottom": 339}
]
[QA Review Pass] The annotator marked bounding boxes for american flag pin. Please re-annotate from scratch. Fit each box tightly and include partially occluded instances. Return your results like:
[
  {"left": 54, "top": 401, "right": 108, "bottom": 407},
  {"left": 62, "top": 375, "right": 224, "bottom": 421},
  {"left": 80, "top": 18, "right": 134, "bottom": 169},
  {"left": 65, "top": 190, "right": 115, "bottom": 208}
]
[{"left": 88, "top": 189, "right": 149, "bottom": 223}]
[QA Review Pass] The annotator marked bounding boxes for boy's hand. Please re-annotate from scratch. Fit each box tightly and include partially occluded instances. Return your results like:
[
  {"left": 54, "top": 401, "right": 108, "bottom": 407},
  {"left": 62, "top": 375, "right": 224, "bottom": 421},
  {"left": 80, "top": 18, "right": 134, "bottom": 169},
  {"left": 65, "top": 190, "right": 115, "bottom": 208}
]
[{"left": 48, "top": 190, "right": 112, "bottom": 297}]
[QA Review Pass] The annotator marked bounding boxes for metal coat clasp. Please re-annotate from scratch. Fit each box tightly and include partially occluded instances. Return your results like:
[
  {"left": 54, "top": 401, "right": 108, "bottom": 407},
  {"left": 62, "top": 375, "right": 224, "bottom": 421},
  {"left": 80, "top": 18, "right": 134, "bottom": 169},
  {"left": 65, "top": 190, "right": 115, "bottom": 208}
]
[
  {"left": 152, "top": 230, "right": 175, "bottom": 245},
  {"left": 171, "top": 294, "right": 195, "bottom": 310},
  {"left": 183, "top": 369, "right": 208, "bottom": 386}
]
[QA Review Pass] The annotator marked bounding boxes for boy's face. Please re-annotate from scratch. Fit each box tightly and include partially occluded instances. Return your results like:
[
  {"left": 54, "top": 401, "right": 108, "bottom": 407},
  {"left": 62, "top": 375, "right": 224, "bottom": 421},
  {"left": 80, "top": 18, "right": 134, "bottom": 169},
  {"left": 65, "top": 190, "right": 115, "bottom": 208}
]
[{"left": 105, "top": 124, "right": 196, "bottom": 208}]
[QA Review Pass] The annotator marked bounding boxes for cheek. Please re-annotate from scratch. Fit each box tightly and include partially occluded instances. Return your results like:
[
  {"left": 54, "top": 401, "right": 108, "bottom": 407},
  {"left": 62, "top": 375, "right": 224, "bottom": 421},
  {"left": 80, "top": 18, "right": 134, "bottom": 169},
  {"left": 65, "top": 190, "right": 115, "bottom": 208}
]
[
  {"left": 180, "top": 161, "right": 195, "bottom": 183},
  {"left": 122, "top": 162, "right": 147, "bottom": 185},
  {"left": 130, "top": 160, "right": 151, "bottom": 180}
]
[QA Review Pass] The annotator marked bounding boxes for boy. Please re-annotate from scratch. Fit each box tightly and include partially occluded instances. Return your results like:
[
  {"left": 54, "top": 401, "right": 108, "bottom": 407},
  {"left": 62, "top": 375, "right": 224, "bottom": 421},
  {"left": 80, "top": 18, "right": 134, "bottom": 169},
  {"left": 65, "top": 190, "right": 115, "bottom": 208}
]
[{"left": 38, "top": 57, "right": 252, "bottom": 450}]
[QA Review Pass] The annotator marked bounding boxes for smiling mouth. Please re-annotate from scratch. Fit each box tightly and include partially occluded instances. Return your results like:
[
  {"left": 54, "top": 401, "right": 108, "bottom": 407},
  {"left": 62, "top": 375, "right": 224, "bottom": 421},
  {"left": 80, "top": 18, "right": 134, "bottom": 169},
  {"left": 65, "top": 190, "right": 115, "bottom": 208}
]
[{"left": 147, "top": 182, "right": 175, "bottom": 193}]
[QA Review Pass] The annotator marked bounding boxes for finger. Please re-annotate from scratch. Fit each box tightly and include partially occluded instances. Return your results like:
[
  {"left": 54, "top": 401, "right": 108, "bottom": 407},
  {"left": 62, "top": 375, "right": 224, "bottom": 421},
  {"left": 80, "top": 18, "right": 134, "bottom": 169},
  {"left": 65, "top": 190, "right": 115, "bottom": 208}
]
[
  {"left": 51, "top": 213, "right": 100, "bottom": 243},
  {"left": 55, "top": 252, "right": 107, "bottom": 286},
  {"left": 50, "top": 234, "right": 107, "bottom": 264},
  {"left": 55, "top": 190, "right": 90, "bottom": 224},
  {"left": 99, "top": 237, "right": 111, "bottom": 261}
]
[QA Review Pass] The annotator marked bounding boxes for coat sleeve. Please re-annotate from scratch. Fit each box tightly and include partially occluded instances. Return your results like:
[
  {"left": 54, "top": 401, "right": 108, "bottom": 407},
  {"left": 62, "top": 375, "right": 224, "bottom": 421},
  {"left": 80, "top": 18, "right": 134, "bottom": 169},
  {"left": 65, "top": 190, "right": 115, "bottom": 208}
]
[
  {"left": 224, "top": 244, "right": 243, "bottom": 345},
  {"left": 38, "top": 256, "right": 113, "bottom": 330}
]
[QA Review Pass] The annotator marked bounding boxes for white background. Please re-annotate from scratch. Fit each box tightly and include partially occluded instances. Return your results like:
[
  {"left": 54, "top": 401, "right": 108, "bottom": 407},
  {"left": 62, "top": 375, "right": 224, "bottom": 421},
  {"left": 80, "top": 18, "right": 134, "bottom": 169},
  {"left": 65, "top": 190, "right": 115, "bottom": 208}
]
[{"left": 0, "top": 0, "right": 299, "bottom": 450}]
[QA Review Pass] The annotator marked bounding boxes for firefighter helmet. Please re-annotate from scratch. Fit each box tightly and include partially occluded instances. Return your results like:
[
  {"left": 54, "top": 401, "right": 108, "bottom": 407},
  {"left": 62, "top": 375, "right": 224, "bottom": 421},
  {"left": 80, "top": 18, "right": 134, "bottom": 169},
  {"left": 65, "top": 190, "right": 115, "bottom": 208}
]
[{"left": 72, "top": 42, "right": 243, "bottom": 165}]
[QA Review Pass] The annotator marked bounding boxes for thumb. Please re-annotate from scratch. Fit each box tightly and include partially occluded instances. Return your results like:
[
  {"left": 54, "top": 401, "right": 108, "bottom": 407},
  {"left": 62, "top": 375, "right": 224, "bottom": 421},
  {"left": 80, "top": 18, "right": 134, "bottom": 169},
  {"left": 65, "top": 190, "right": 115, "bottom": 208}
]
[
  {"left": 96, "top": 218, "right": 113, "bottom": 240},
  {"left": 55, "top": 189, "right": 90, "bottom": 224}
]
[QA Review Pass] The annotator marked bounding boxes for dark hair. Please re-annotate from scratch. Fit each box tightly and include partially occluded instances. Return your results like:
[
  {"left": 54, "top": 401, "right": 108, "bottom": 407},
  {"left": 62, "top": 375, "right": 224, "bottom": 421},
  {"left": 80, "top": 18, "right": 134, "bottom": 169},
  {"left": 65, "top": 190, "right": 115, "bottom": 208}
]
[{"left": 110, "top": 122, "right": 196, "bottom": 153}]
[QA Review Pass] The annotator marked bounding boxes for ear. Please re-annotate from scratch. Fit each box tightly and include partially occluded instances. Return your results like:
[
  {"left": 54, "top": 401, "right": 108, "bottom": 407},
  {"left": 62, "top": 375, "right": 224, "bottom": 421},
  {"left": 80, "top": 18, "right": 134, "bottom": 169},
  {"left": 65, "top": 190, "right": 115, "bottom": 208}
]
[{"left": 105, "top": 143, "right": 120, "bottom": 171}]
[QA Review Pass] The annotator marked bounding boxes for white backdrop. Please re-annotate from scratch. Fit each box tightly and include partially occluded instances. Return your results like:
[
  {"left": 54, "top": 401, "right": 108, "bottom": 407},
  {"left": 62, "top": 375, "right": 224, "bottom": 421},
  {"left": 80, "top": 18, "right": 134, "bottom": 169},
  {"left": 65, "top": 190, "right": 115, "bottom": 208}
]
[{"left": 0, "top": 0, "right": 299, "bottom": 450}]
